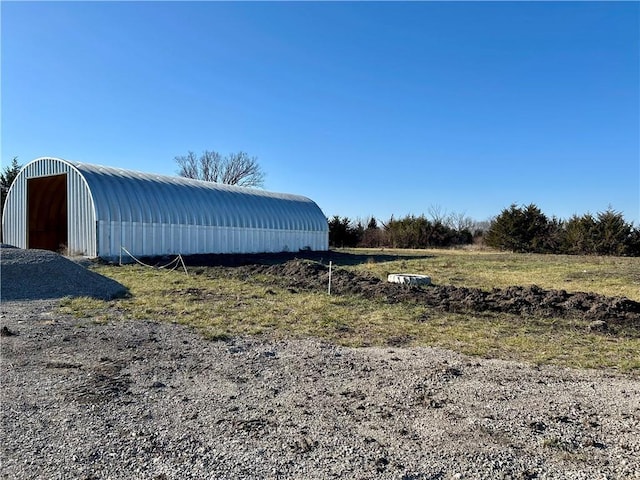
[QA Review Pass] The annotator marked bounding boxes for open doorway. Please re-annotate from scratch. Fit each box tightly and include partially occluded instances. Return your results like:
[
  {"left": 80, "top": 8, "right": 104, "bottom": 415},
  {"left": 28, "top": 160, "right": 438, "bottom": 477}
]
[{"left": 27, "top": 174, "right": 68, "bottom": 251}]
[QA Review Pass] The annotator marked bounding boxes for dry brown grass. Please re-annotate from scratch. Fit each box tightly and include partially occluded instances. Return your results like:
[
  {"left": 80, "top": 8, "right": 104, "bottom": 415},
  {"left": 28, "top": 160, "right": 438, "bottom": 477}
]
[
  {"left": 59, "top": 249, "right": 640, "bottom": 374},
  {"left": 343, "top": 248, "right": 640, "bottom": 301}
]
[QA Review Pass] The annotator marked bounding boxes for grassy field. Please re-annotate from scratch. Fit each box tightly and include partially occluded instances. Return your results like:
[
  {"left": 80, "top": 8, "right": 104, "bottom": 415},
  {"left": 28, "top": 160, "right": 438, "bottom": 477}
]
[
  {"left": 62, "top": 248, "right": 640, "bottom": 373},
  {"left": 341, "top": 248, "right": 640, "bottom": 301}
]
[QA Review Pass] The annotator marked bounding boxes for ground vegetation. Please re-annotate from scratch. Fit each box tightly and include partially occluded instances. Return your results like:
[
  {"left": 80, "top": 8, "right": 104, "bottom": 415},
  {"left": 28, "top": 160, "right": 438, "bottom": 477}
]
[
  {"left": 52, "top": 248, "right": 640, "bottom": 372},
  {"left": 329, "top": 204, "right": 639, "bottom": 256}
]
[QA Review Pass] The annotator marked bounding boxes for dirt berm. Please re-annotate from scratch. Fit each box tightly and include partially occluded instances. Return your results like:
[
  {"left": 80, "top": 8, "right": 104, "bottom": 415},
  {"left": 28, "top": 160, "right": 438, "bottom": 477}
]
[{"left": 234, "top": 259, "right": 640, "bottom": 335}]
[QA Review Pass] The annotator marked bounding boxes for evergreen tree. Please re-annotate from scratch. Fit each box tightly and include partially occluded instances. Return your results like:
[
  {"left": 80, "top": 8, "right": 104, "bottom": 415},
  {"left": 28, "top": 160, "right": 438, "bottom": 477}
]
[
  {"left": 1, "top": 157, "right": 21, "bottom": 216},
  {"left": 485, "top": 204, "right": 550, "bottom": 253},
  {"left": 593, "top": 208, "right": 631, "bottom": 256}
]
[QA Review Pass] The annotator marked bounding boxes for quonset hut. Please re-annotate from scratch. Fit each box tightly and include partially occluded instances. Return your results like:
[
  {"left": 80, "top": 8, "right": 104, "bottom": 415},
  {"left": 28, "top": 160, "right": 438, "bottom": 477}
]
[{"left": 2, "top": 157, "right": 328, "bottom": 259}]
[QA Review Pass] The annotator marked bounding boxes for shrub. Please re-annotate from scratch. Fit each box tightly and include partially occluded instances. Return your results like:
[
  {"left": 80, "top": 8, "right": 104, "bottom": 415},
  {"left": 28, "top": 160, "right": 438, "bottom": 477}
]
[
  {"left": 328, "top": 216, "right": 362, "bottom": 248},
  {"left": 485, "top": 204, "right": 550, "bottom": 253},
  {"left": 563, "top": 214, "right": 598, "bottom": 255},
  {"left": 562, "top": 209, "right": 636, "bottom": 256},
  {"left": 593, "top": 208, "right": 632, "bottom": 256}
]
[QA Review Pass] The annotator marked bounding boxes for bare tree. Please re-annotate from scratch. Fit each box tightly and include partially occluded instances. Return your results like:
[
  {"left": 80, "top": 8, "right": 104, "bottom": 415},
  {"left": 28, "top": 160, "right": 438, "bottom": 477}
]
[
  {"left": 221, "top": 152, "right": 265, "bottom": 187},
  {"left": 446, "top": 211, "right": 475, "bottom": 232},
  {"left": 427, "top": 204, "right": 448, "bottom": 224},
  {"left": 175, "top": 150, "right": 265, "bottom": 188},
  {"left": 175, "top": 151, "right": 200, "bottom": 179}
]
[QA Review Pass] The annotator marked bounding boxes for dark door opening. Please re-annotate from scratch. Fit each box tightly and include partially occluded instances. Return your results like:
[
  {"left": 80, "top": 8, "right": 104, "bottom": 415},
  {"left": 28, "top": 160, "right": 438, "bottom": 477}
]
[{"left": 27, "top": 174, "right": 68, "bottom": 251}]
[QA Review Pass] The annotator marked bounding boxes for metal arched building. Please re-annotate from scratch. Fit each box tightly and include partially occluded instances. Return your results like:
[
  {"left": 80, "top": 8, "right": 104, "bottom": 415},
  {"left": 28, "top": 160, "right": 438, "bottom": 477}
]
[{"left": 2, "top": 157, "right": 328, "bottom": 259}]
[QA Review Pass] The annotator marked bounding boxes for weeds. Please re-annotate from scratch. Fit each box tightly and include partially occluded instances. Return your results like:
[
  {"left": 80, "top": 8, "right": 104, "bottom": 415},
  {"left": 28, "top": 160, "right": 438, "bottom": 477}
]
[
  {"left": 341, "top": 248, "right": 640, "bottom": 301},
  {"left": 64, "top": 249, "right": 640, "bottom": 374}
]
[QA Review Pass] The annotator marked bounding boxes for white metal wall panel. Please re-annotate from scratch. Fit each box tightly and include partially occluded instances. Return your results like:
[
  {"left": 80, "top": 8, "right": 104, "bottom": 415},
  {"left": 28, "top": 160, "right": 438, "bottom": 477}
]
[
  {"left": 3, "top": 158, "right": 328, "bottom": 259},
  {"left": 1, "top": 174, "right": 26, "bottom": 248}
]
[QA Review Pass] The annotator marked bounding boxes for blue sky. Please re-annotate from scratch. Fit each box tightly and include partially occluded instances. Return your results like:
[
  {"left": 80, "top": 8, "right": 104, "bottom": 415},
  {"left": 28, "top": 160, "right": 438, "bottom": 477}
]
[{"left": 2, "top": 1, "right": 639, "bottom": 225}]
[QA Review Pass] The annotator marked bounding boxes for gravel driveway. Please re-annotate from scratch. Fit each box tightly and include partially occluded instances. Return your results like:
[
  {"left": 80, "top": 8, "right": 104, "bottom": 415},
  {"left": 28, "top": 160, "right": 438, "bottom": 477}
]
[{"left": 1, "top": 298, "right": 639, "bottom": 480}]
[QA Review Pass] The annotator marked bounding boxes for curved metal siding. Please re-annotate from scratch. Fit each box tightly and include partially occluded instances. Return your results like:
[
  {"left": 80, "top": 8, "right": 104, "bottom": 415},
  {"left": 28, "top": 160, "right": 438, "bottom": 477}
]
[
  {"left": 1, "top": 158, "right": 97, "bottom": 256},
  {"left": 3, "top": 157, "right": 328, "bottom": 258},
  {"left": 74, "top": 162, "right": 328, "bottom": 230}
]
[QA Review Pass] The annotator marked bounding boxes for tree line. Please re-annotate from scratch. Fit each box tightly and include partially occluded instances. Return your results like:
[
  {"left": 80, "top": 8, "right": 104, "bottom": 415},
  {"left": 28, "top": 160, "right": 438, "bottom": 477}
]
[
  {"left": 329, "top": 212, "right": 484, "bottom": 250},
  {"left": 2, "top": 156, "right": 638, "bottom": 256},
  {"left": 329, "top": 204, "right": 640, "bottom": 257},
  {"left": 484, "top": 204, "right": 640, "bottom": 256}
]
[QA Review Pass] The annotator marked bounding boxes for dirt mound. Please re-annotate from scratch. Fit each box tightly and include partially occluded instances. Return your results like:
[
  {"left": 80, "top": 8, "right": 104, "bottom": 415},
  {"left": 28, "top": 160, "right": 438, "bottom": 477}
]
[
  {"left": 0, "top": 246, "right": 127, "bottom": 301},
  {"left": 240, "top": 260, "right": 640, "bottom": 331}
]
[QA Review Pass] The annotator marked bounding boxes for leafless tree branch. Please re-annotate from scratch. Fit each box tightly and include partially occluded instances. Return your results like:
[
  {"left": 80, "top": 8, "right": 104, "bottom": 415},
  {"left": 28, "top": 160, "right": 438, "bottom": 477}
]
[{"left": 175, "top": 150, "right": 265, "bottom": 188}]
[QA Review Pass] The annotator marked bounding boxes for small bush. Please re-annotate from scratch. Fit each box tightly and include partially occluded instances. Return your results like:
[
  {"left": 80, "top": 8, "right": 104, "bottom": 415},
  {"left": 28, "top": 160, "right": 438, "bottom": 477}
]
[{"left": 485, "top": 204, "right": 550, "bottom": 253}]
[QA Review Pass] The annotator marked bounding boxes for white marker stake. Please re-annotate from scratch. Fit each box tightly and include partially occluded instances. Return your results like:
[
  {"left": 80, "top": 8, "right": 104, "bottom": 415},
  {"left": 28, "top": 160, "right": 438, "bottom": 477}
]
[{"left": 328, "top": 261, "right": 332, "bottom": 295}]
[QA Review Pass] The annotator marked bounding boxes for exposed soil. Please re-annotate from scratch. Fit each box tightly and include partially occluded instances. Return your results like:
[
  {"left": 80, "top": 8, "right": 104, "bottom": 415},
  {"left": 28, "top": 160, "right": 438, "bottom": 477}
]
[
  {"left": 104, "top": 248, "right": 640, "bottom": 333},
  {"left": 223, "top": 260, "right": 640, "bottom": 336}
]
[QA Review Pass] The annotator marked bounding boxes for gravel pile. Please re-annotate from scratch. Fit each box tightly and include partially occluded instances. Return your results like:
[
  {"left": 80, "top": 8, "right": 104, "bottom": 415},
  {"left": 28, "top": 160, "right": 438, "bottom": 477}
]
[
  {"left": 0, "top": 245, "right": 127, "bottom": 301},
  {"left": 1, "top": 300, "right": 639, "bottom": 479}
]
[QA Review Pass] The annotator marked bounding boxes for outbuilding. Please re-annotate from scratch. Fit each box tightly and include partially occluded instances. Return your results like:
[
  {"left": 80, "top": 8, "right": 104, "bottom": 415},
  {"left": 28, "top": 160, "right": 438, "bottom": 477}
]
[{"left": 2, "top": 157, "right": 328, "bottom": 259}]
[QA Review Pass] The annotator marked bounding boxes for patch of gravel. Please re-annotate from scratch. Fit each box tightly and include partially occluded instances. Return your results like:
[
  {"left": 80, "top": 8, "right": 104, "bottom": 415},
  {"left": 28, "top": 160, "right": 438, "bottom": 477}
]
[
  {"left": 1, "top": 300, "right": 639, "bottom": 479},
  {"left": 0, "top": 246, "right": 127, "bottom": 301}
]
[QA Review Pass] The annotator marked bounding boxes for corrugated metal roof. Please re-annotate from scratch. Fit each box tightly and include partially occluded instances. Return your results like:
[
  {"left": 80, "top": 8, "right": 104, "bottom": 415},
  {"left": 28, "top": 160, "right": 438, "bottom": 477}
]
[{"left": 72, "top": 161, "right": 327, "bottom": 231}]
